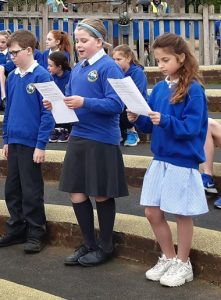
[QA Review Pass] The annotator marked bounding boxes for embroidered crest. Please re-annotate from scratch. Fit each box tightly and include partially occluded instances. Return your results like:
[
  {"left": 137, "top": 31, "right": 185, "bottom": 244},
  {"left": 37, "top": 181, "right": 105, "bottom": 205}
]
[
  {"left": 26, "top": 83, "right": 36, "bottom": 94},
  {"left": 88, "top": 70, "right": 98, "bottom": 82}
]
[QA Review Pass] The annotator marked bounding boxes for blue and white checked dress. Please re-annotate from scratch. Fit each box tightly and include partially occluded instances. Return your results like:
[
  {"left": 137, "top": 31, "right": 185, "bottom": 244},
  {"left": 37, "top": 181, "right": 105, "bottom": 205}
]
[{"left": 140, "top": 160, "right": 208, "bottom": 216}]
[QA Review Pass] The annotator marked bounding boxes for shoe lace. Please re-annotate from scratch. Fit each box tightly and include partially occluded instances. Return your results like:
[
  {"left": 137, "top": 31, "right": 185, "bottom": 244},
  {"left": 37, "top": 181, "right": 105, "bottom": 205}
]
[
  {"left": 165, "top": 258, "right": 189, "bottom": 275},
  {"left": 152, "top": 255, "right": 168, "bottom": 271}
]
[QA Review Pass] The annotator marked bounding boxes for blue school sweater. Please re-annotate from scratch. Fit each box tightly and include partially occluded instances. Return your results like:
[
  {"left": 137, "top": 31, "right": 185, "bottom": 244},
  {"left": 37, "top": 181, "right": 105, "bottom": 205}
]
[
  {"left": 42, "top": 49, "right": 70, "bottom": 69},
  {"left": 125, "top": 64, "right": 148, "bottom": 101},
  {"left": 3, "top": 65, "right": 55, "bottom": 150},
  {"left": 52, "top": 70, "right": 71, "bottom": 94},
  {"left": 66, "top": 54, "right": 124, "bottom": 145},
  {"left": 0, "top": 50, "right": 15, "bottom": 74},
  {"left": 135, "top": 80, "right": 208, "bottom": 169},
  {"left": 34, "top": 49, "right": 43, "bottom": 66}
]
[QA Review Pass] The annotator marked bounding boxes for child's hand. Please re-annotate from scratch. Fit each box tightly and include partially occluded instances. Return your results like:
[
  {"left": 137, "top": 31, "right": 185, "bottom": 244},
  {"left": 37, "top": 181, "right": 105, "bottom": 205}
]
[
  {"left": 64, "top": 96, "right": 84, "bottom": 109},
  {"left": 148, "top": 111, "right": 161, "bottom": 125},
  {"left": 33, "top": 148, "right": 45, "bottom": 164},
  {"left": 43, "top": 99, "right": 52, "bottom": 110},
  {"left": 127, "top": 110, "right": 139, "bottom": 122},
  {"left": 2, "top": 144, "right": 8, "bottom": 159}
]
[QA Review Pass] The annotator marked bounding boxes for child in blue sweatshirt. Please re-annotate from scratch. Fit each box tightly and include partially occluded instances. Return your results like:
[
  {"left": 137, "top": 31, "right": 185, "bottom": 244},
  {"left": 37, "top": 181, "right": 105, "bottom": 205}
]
[
  {"left": 112, "top": 44, "right": 148, "bottom": 146},
  {"left": 128, "top": 33, "right": 208, "bottom": 287},
  {"left": 43, "top": 18, "right": 128, "bottom": 267},
  {"left": 47, "top": 51, "right": 71, "bottom": 142},
  {"left": 0, "top": 29, "right": 14, "bottom": 110},
  {"left": 42, "top": 30, "right": 71, "bottom": 70},
  {"left": 0, "top": 30, "right": 54, "bottom": 253}
]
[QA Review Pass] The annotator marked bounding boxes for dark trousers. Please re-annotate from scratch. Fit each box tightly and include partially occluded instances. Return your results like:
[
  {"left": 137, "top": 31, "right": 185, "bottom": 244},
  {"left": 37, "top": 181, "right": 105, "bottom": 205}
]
[
  {"left": 120, "top": 108, "right": 134, "bottom": 140},
  {"left": 5, "top": 144, "right": 46, "bottom": 237}
]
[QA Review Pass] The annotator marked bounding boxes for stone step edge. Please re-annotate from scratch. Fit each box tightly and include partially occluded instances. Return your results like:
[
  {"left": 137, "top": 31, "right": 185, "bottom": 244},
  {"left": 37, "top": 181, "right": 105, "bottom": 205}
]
[
  {"left": 1, "top": 150, "right": 221, "bottom": 177},
  {"left": 0, "top": 279, "right": 65, "bottom": 300},
  {"left": 0, "top": 200, "right": 220, "bottom": 284}
]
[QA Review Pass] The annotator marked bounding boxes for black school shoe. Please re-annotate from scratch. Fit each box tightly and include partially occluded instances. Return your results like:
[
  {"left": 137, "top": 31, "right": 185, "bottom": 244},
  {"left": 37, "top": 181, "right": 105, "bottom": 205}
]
[
  {"left": 0, "top": 232, "right": 26, "bottom": 247},
  {"left": 78, "top": 247, "right": 113, "bottom": 267},
  {"left": 24, "top": 236, "right": 46, "bottom": 254},
  {"left": 64, "top": 245, "right": 90, "bottom": 266}
]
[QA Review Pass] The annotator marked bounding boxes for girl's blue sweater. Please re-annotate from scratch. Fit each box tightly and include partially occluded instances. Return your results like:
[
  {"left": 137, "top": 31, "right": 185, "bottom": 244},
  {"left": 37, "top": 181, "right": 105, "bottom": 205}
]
[
  {"left": 52, "top": 70, "right": 71, "bottom": 94},
  {"left": 3, "top": 65, "right": 55, "bottom": 150},
  {"left": 66, "top": 55, "right": 125, "bottom": 145},
  {"left": 135, "top": 80, "right": 208, "bottom": 169},
  {"left": 42, "top": 49, "right": 70, "bottom": 70}
]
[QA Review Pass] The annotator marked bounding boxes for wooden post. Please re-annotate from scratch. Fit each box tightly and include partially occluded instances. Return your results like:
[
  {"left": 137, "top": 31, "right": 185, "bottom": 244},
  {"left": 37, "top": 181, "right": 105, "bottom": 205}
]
[
  {"left": 203, "top": 4, "right": 210, "bottom": 65},
  {"left": 41, "top": 3, "right": 49, "bottom": 51}
]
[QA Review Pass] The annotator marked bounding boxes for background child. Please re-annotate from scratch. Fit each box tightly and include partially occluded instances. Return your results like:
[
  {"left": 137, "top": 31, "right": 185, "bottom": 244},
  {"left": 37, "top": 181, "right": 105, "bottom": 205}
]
[
  {"left": 128, "top": 33, "right": 208, "bottom": 287},
  {"left": 42, "top": 30, "right": 71, "bottom": 69},
  {"left": 201, "top": 118, "right": 221, "bottom": 208},
  {"left": 47, "top": 51, "right": 72, "bottom": 142},
  {"left": 0, "top": 29, "right": 14, "bottom": 110},
  {"left": 44, "top": 18, "right": 128, "bottom": 267},
  {"left": 0, "top": 29, "right": 54, "bottom": 254},
  {"left": 112, "top": 44, "right": 148, "bottom": 146}
]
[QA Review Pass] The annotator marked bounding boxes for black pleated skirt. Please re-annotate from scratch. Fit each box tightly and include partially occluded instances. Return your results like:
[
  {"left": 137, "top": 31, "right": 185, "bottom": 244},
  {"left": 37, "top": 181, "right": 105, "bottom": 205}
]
[{"left": 59, "top": 136, "right": 129, "bottom": 198}]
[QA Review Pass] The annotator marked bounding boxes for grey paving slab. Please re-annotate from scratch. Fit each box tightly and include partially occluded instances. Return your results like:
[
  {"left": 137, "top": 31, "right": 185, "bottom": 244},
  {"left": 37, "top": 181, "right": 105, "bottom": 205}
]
[{"left": 0, "top": 245, "right": 221, "bottom": 300}]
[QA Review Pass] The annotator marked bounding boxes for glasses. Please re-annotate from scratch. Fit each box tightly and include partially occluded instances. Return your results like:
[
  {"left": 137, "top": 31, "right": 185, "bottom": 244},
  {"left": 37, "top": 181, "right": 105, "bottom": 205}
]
[{"left": 9, "top": 48, "right": 26, "bottom": 57}]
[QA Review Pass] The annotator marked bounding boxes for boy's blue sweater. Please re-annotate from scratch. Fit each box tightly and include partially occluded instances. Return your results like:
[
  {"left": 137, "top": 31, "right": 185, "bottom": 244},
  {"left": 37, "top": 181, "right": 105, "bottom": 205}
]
[
  {"left": 42, "top": 49, "right": 70, "bottom": 70},
  {"left": 0, "top": 50, "right": 15, "bottom": 74},
  {"left": 66, "top": 55, "right": 124, "bottom": 145},
  {"left": 52, "top": 70, "right": 71, "bottom": 94},
  {"left": 34, "top": 49, "right": 43, "bottom": 66},
  {"left": 125, "top": 64, "right": 148, "bottom": 101},
  {"left": 3, "top": 65, "right": 55, "bottom": 150},
  {"left": 135, "top": 80, "right": 208, "bottom": 169}
]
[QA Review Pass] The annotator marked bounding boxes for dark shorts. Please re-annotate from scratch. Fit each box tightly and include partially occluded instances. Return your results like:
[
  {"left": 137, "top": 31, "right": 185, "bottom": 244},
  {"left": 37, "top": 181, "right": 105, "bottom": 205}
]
[{"left": 59, "top": 136, "right": 129, "bottom": 198}]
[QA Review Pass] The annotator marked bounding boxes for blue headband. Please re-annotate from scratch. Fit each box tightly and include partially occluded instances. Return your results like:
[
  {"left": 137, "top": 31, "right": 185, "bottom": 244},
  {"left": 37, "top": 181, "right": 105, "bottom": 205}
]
[{"left": 77, "top": 22, "right": 103, "bottom": 40}]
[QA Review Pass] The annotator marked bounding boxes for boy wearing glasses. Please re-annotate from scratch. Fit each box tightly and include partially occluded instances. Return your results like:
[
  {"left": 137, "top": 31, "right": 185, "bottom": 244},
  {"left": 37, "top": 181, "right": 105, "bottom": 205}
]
[{"left": 0, "top": 30, "right": 54, "bottom": 253}]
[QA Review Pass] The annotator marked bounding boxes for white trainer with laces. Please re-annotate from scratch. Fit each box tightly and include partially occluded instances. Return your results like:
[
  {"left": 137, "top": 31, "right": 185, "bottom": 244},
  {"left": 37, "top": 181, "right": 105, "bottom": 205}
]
[
  {"left": 160, "top": 257, "right": 193, "bottom": 287},
  {"left": 145, "top": 254, "right": 174, "bottom": 281}
]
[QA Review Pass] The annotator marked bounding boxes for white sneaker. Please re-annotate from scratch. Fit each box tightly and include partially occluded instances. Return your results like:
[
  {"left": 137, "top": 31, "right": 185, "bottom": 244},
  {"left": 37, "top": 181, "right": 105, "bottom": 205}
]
[
  {"left": 160, "top": 257, "right": 193, "bottom": 287},
  {"left": 145, "top": 254, "right": 174, "bottom": 281}
]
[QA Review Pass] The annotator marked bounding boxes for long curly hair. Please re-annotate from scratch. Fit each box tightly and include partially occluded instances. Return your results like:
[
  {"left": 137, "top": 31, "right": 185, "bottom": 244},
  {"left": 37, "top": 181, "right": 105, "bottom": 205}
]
[{"left": 152, "top": 33, "right": 204, "bottom": 104}]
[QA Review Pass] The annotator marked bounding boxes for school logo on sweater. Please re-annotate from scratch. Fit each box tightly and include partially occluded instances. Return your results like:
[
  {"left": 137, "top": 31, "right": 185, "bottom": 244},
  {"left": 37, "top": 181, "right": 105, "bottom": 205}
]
[
  {"left": 88, "top": 70, "right": 98, "bottom": 82},
  {"left": 26, "top": 83, "right": 36, "bottom": 94}
]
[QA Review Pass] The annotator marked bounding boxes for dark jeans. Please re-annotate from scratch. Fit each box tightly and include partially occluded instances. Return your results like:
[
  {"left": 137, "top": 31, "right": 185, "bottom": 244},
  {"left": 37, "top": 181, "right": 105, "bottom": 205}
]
[
  {"left": 5, "top": 144, "right": 46, "bottom": 237},
  {"left": 120, "top": 108, "right": 134, "bottom": 140}
]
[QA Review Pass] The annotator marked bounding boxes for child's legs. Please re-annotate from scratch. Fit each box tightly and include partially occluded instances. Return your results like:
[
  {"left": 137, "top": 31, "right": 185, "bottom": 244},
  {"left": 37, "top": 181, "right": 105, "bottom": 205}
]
[
  {"left": 145, "top": 206, "right": 176, "bottom": 258},
  {"left": 175, "top": 215, "right": 193, "bottom": 261},
  {"left": 203, "top": 118, "right": 221, "bottom": 175},
  {"left": 5, "top": 144, "right": 25, "bottom": 233},
  {"left": 120, "top": 108, "right": 135, "bottom": 139},
  {"left": 18, "top": 145, "right": 46, "bottom": 236},
  {"left": 70, "top": 192, "right": 97, "bottom": 249}
]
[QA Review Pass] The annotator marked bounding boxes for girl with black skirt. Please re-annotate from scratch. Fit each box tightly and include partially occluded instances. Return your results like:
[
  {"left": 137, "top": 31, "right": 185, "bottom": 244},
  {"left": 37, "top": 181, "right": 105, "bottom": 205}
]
[{"left": 44, "top": 18, "right": 128, "bottom": 267}]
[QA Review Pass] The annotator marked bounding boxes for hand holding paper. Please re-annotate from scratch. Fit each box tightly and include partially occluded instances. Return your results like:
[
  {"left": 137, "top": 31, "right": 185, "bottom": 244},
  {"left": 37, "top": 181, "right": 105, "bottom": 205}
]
[
  {"left": 108, "top": 76, "right": 152, "bottom": 116},
  {"left": 34, "top": 81, "right": 79, "bottom": 124}
]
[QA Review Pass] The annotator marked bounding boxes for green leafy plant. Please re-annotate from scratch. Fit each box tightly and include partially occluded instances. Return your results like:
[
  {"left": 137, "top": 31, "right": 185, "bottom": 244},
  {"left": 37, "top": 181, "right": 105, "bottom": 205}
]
[{"left": 118, "top": 12, "right": 131, "bottom": 26}]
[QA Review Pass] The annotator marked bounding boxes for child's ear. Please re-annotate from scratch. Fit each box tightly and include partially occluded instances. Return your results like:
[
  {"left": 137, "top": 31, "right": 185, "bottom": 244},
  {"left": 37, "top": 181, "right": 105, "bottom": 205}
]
[
  {"left": 27, "top": 47, "right": 33, "bottom": 55},
  {"left": 179, "top": 53, "right": 185, "bottom": 64}
]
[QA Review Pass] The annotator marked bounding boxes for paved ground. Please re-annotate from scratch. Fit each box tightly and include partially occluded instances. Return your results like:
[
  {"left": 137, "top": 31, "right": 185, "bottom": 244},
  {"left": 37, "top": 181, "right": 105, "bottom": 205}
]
[{"left": 0, "top": 245, "right": 221, "bottom": 300}]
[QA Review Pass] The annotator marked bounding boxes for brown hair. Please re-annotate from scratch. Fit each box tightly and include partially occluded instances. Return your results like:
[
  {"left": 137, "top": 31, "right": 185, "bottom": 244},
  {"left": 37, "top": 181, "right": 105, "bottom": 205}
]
[
  {"left": 112, "top": 44, "right": 141, "bottom": 66},
  {"left": 76, "top": 19, "right": 112, "bottom": 49},
  {"left": 48, "top": 51, "right": 71, "bottom": 71},
  {"left": 0, "top": 29, "right": 11, "bottom": 39},
  {"left": 152, "top": 33, "right": 204, "bottom": 104},
  {"left": 49, "top": 30, "right": 71, "bottom": 53},
  {"left": 7, "top": 29, "right": 36, "bottom": 51}
]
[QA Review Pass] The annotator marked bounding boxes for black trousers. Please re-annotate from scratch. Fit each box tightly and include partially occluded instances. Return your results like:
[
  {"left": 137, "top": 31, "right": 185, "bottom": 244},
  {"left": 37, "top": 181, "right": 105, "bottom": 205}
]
[
  {"left": 5, "top": 144, "right": 46, "bottom": 236},
  {"left": 120, "top": 108, "right": 134, "bottom": 140}
]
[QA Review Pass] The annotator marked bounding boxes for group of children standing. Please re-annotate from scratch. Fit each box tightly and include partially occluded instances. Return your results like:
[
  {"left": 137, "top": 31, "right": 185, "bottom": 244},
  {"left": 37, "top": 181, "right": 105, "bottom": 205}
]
[{"left": 0, "top": 18, "right": 210, "bottom": 288}]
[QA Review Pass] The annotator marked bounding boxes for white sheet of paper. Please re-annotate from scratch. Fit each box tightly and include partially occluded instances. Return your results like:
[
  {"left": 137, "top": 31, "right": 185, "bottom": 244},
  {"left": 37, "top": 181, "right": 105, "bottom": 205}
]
[
  {"left": 108, "top": 76, "right": 152, "bottom": 116},
  {"left": 34, "top": 81, "right": 79, "bottom": 123}
]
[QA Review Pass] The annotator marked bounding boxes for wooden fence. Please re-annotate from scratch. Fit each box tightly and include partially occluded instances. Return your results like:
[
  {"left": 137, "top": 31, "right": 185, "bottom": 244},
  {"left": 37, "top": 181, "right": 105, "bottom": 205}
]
[{"left": 0, "top": 2, "right": 220, "bottom": 66}]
